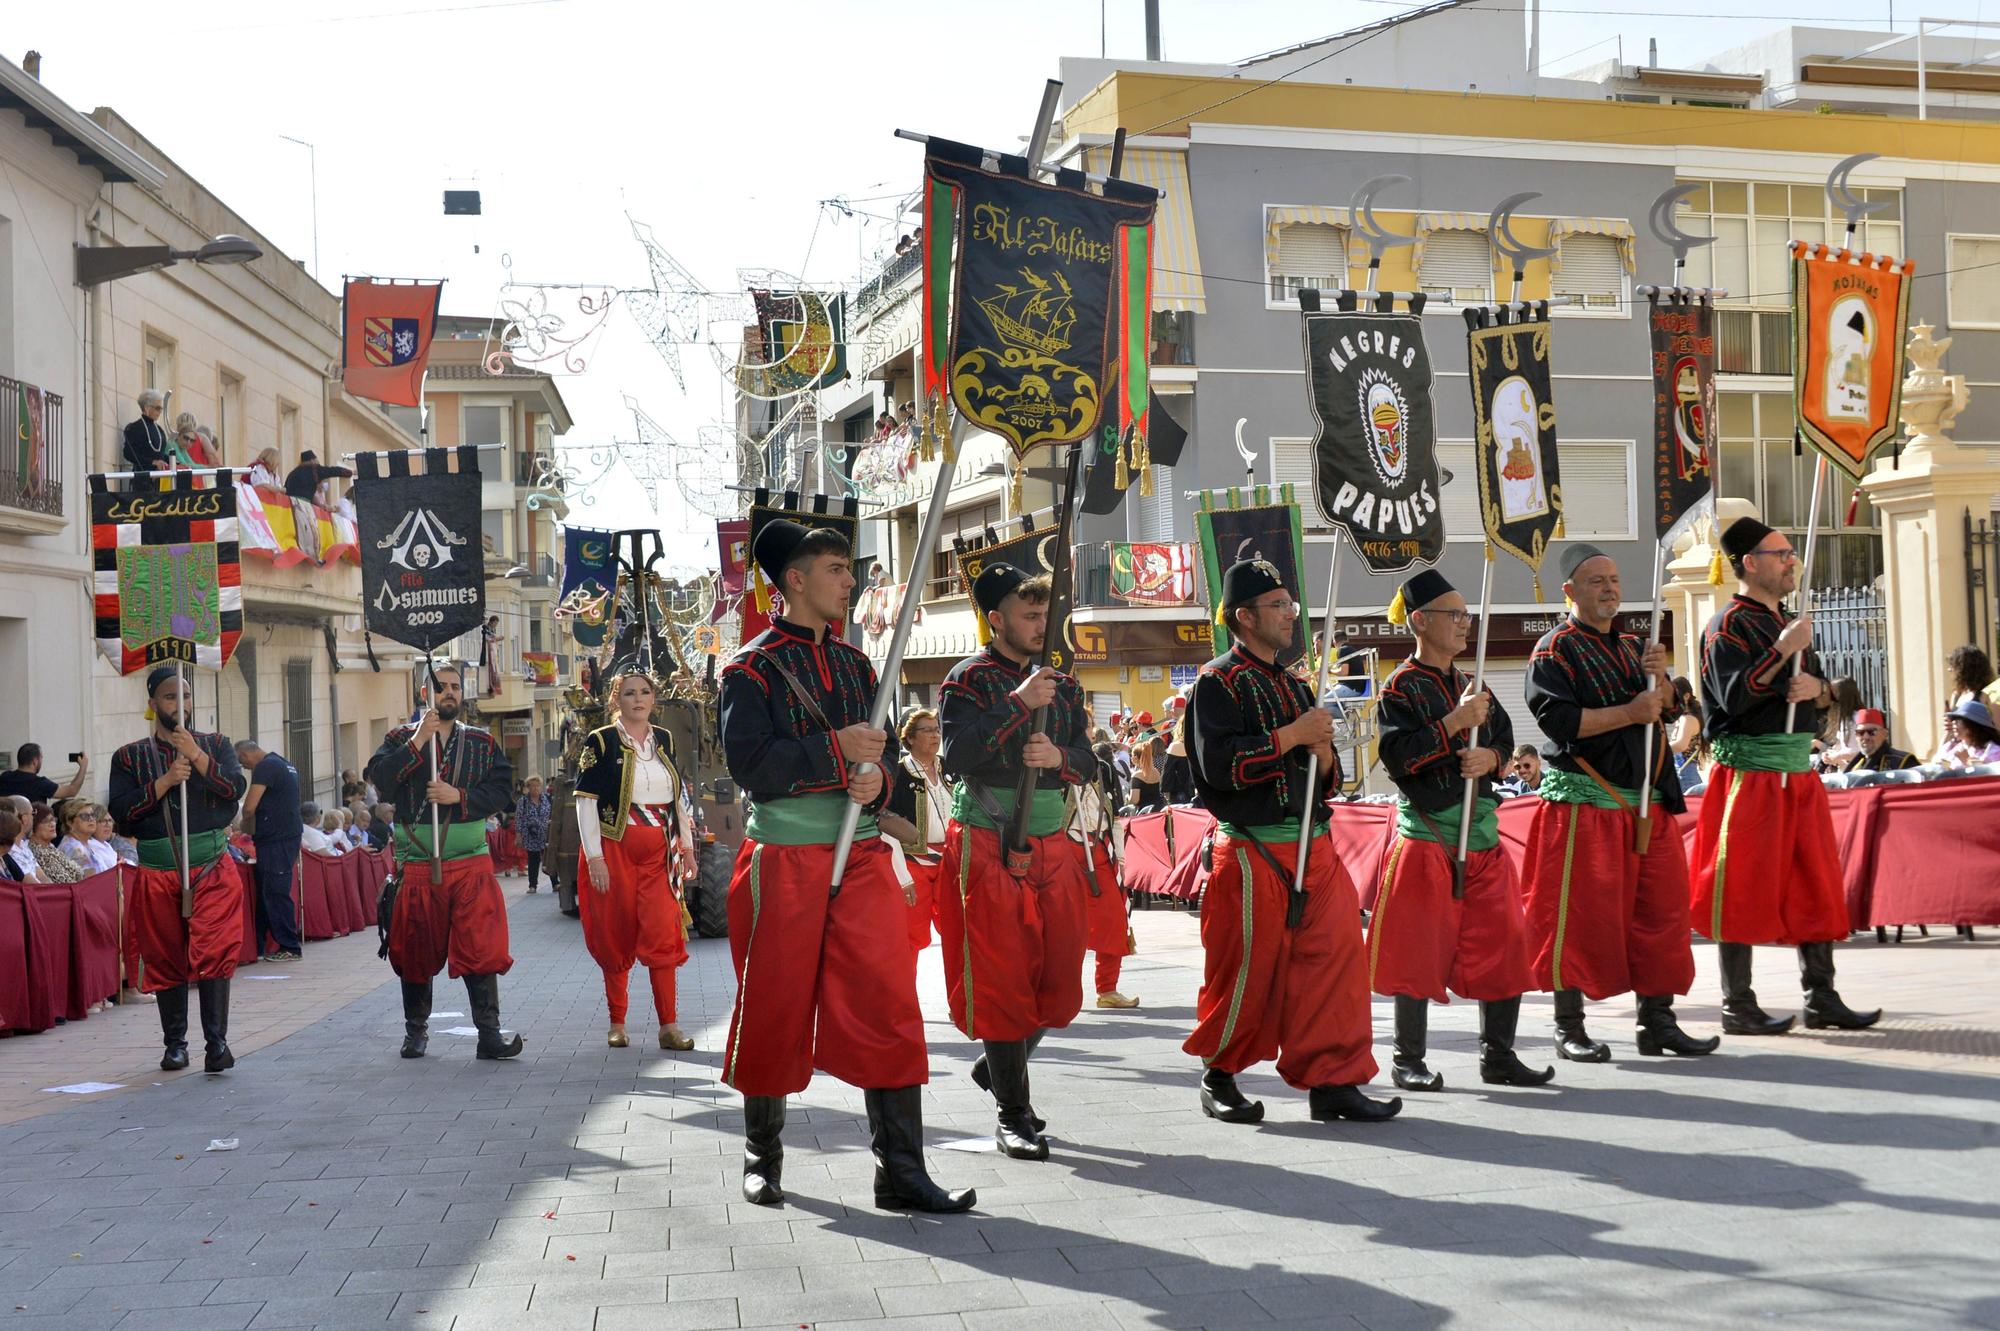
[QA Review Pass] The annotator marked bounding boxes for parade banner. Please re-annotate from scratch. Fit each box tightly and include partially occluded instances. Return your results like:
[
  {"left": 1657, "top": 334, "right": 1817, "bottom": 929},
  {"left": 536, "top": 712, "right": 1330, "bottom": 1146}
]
[
  {"left": 734, "top": 289, "right": 844, "bottom": 400},
  {"left": 954, "top": 523, "right": 1081, "bottom": 670},
  {"left": 1466, "top": 304, "right": 1563, "bottom": 591},
  {"left": 1082, "top": 390, "right": 1190, "bottom": 517},
  {"left": 714, "top": 518, "right": 748, "bottom": 621},
  {"left": 559, "top": 525, "right": 617, "bottom": 648},
  {"left": 522, "top": 651, "right": 557, "bottom": 685},
  {"left": 1791, "top": 242, "right": 1914, "bottom": 478},
  {"left": 354, "top": 447, "right": 485, "bottom": 650},
  {"left": 1648, "top": 291, "right": 1716, "bottom": 544},
  {"left": 88, "top": 470, "right": 242, "bottom": 674},
  {"left": 342, "top": 280, "right": 442, "bottom": 408},
  {"left": 1300, "top": 307, "right": 1445, "bottom": 575},
  {"left": 1197, "top": 491, "right": 1308, "bottom": 668},
  {"left": 1109, "top": 541, "right": 1197, "bottom": 606},
  {"left": 743, "top": 490, "right": 859, "bottom": 641},
  {"left": 923, "top": 138, "right": 1158, "bottom": 459}
]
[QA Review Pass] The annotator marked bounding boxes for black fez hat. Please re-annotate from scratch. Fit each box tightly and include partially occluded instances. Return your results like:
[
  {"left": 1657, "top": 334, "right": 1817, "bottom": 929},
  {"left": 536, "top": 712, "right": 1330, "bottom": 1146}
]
[
  {"left": 1720, "top": 516, "right": 1776, "bottom": 562},
  {"left": 751, "top": 519, "right": 810, "bottom": 587},
  {"left": 1219, "top": 558, "right": 1287, "bottom": 619},
  {"left": 971, "top": 562, "right": 1030, "bottom": 616},
  {"left": 1387, "top": 568, "right": 1454, "bottom": 625},
  {"left": 145, "top": 664, "right": 180, "bottom": 696},
  {"left": 1559, "top": 543, "right": 1612, "bottom": 583}
]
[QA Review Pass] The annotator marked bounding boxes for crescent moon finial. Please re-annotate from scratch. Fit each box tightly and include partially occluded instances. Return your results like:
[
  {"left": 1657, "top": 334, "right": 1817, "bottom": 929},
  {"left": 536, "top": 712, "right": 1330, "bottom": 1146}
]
[
  {"left": 1349, "top": 174, "right": 1416, "bottom": 267},
  {"left": 1233, "top": 417, "right": 1257, "bottom": 470},
  {"left": 1825, "top": 152, "right": 1888, "bottom": 236},
  {"left": 1487, "top": 191, "right": 1556, "bottom": 273},
  {"left": 1645, "top": 184, "right": 1716, "bottom": 271}
]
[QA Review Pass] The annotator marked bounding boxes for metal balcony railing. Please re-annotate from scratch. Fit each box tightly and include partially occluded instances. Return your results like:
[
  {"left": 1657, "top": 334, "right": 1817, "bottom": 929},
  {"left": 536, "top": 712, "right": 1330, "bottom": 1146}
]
[
  {"left": 0, "top": 376, "right": 64, "bottom": 517},
  {"left": 853, "top": 244, "right": 923, "bottom": 320}
]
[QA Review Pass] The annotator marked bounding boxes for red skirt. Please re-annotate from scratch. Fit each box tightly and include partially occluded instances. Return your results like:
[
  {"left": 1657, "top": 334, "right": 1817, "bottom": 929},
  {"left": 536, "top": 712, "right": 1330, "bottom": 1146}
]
[
  {"left": 129, "top": 858, "right": 243, "bottom": 991},
  {"left": 935, "top": 822, "right": 1089, "bottom": 1042},
  {"left": 579, "top": 822, "right": 688, "bottom": 975},
  {"left": 387, "top": 854, "right": 513, "bottom": 980},
  {"left": 1083, "top": 842, "right": 1131, "bottom": 958},
  {"left": 1366, "top": 837, "right": 1531, "bottom": 1003},
  {"left": 1688, "top": 765, "right": 1849, "bottom": 945},
  {"left": 1519, "top": 800, "right": 1696, "bottom": 1000}
]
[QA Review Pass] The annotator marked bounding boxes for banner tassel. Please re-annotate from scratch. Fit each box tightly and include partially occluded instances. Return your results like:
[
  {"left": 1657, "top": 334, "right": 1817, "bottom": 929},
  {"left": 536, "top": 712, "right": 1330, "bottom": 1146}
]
[
  {"left": 1114, "top": 433, "right": 1129, "bottom": 492},
  {"left": 1134, "top": 426, "right": 1153, "bottom": 497},
  {"left": 1009, "top": 465, "right": 1024, "bottom": 515}
]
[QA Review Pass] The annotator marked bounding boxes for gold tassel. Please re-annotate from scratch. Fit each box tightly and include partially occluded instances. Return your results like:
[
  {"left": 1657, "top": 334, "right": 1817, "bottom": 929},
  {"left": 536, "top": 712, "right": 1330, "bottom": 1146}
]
[
  {"left": 1533, "top": 574, "right": 1543, "bottom": 601},
  {"left": 1009, "top": 465, "right": 1024, "bottom": 515},
  {"left": 1553, "top": 513, "right": 1565, "bottom": 539},
  {"left": 679, "top": 898, "right": 693, "bottom": 931},
  {"left": 752, "top": 566, "right": 773, "bottom": 614},
  {"left": 1709, "top": 547, "right": 1726, "bottom": 585},
  {"left": 1125, "top": 925, "right": 1137, "bottom": 953},
  {"left": 1134, "top": 426, "right": 1152, "bottom": 497},
  {"left": 1114, "top": 436, "right": 1128, "bottom": 492},
  {"left": 1386, "top": 588, "right": 1408, "bottom": 626},
  {"left": 974, "top": 601, "right": 994, "bottom": 646}
]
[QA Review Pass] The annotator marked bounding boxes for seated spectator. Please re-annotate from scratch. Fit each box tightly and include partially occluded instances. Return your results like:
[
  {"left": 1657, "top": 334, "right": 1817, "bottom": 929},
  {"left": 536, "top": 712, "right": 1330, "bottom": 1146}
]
[
  {"left": 1840, "top": 709, "right": 1920, "bottom": 772},
  {"left": 3, "top": 796, "right": 39, "bottom": 881},
  {"left": 1497, "top": 744, "right": 1543, "bottom": 797},
  {"left": 299, "top": 802, "right": 336, "bottom": 854},
  {"left": 1939, "top": 699, "right": 2000, "bottom": 767},
  {"left": 26, "top": 804, "right": 81, "bottom": 883},
  {"left": 98, "top": 808, "right": 137, "bottom": 866},
  {"left": 354, "top": 808, "right": 373, "bottom": 846},
  {"left": 368, "top": 801, "right": 395, "bottom": 851},
  {"left": 1945, "top": 645, "right": 1996, "bottom": 713},
  {"left": 248, "top": 446, "right": 282, "bottom": 490},
  {"left": 0, "top": 743, "right": 88, "bottom": 804},
  {"left": 0, "top": 809, "right": 28, "bottom": 883},
  {"left": 1813, "top": 677, "right": 1865, "bottom": 771},
  {"left": 1159, "top": 711, "right": 1195, "bottom": 806},
  {"left": 58, "top": 801, "right": 99, "bottom": 871},
  {"left": 283, "top": 449, "right": 353, "bottom": 501}
]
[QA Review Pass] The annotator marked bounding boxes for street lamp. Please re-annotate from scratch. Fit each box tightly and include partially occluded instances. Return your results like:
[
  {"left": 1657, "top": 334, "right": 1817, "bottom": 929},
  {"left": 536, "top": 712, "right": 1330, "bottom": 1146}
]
[{"left": 75, "top": 233, "right": 264, "bottom": 287}]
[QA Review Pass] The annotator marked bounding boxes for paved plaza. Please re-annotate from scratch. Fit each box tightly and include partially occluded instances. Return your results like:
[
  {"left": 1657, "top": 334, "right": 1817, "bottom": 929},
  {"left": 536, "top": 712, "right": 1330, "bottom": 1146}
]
[{"left": 2, "top": 876, "right": 1997, "bottom": 1331}]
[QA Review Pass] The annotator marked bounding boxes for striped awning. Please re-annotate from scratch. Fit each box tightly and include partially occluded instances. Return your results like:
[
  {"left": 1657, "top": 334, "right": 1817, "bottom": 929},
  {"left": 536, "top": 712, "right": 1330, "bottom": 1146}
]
[
  {"left": 1548, "top": 217, "right": 1638, "bottom": 273},
  {"left": 1411, "top": 211, "right": 1491, "bottom": 272},
  {"left": 1263, "top": 205, "right": 1356, "bottom": 275},
  {"left": 1084, "top": 147, "right": 1206, "bottom": 313}
]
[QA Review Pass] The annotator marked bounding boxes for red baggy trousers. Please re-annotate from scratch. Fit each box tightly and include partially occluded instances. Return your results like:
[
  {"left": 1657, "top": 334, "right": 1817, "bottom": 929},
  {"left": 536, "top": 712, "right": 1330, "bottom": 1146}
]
[
  {"left": 721, "top": 836, "right": 928, "bottom": 1096},
  {"left": 1366, "top": 835, "right": 1532, "bottom": 1003},
  {"left": 903, "top": 852, "right": 939, "bottom": 955},
  {"left": 936, "top": 822, "right": 1088, "bottom": 1042},
  {"left": 1083, "top": 842, "right": 1131, "bottom": 994},
  {"left": 1184, "top": 829, "right": 1380, "bottom": 1091},
  {"left": 579, "top": 822, "right": 688, "bottom": 1024},
  {"left": 130, "top": 858, "right": 242, "bottom": 992},
  {"left": 1688, "top": 764, "right": 1849, "bottom": 945},
  {"left": 1520, "top": 800, "right": 1697, "bottom": 999},
  {"left": 387, "top": 854, "right": 514, "bottom": 981}
]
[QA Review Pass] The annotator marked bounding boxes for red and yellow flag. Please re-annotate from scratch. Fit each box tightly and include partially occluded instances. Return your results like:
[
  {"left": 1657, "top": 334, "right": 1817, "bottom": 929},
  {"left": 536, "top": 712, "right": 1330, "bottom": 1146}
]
[
  {"left": 342, "top": 279, "right": 443, "bottom": 407},
  {"left": 1790, "top": 242, "right": 1913, "bottom": 479}
]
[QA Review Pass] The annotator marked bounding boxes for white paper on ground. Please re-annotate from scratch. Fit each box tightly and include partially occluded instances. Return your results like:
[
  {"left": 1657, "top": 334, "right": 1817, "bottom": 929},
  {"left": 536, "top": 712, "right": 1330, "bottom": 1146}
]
[
  {"left": 440, "top": 1026, "right": 481, "bottom": 1037},
  {"left": 430, "top": 1012, "right": 464, "bottom": 1019},
  {"left": 42, "top": 1082, "right": 123, "bottom": 1095},
  {"left": 205, "top": 1139, "right": 239, "bottom": 1152},
  {"left": 938, "top": 1137, "right": 999, "bottom": 1153},
  {"left": 237, "top": 974, "right": 290, "bottom": 981}
]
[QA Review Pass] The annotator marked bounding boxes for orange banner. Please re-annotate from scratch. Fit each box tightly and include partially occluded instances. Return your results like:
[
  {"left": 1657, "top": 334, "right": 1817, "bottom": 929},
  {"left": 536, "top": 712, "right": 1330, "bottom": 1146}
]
[
  {"left": 1790, "top": 242, "right": 1913, "bottom": 479},
  {"left": 342, "top": 280, "right": 442, "bottom": 407}
]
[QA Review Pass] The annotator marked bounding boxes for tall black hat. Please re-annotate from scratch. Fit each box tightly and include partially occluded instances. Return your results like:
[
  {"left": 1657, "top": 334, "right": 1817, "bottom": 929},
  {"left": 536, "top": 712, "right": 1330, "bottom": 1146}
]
[{"left": 1387, "top": 568, "right": 1454, "bottom": 625}]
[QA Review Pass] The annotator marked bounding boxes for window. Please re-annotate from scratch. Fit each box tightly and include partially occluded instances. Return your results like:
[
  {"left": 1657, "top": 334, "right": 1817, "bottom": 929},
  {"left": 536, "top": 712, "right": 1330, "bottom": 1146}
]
[
  {"left": 1418, "top": 230, "right": 1492, "bottom": 306},
  {"left": 1947, "top": 235, "right": 2000, "bottom": 329},
  {"left": 482, "top": 509, "right": 509, "bottom": 560},
  {"left": 383, "top": 404, "right": 424, "bottom": 440},
  {"left": 277, "top": 400, "right": 301, "bottom": 465},
  {"left": 1128, "top": 462, "right": 1184, "bottom": 543},
  {"left": 464, "top": 404, "right": 510, "bottom": 447},
  {"left": 1677, "top": 177, "right": 1901, "bottom": 327},
  {"left": 927, "top": 499, "right": 1002, "bottom": 601},
  {"left": 142, "top": 330, "right": 177, "bottom": 397},
  {"left": 1270, "top": 222, "right": 1349, "bottom": 302},
  {"left": 1089, "top": 693, "right": 1121, "bottom": 730},
  {"left": 1432, "top": 440, "right": 1633, "bottom": 541},
  {"left": 1271, "top": 438, "right": 1324, "bottom": 531},
  {"left": 285, "top": 658, "right": 315, "bottom": 803},
  {"left": 217, "top": 370, "right": 244, "bottom": 462},
  {"left": 1717, "top": 390, "right": 1879, "bottom": 587},
  {"left": 1550, "top": 233, "right": 1626, "bottom": 312}
]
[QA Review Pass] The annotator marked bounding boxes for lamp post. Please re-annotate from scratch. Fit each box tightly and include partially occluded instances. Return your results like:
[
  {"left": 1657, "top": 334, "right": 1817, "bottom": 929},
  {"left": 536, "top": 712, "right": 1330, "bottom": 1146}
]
[
  {"left": 75, "top": 234, "right": 263, "bottom": 287},
  {"left": 278, "top": 135, "right": 319, "bottom": 281}
]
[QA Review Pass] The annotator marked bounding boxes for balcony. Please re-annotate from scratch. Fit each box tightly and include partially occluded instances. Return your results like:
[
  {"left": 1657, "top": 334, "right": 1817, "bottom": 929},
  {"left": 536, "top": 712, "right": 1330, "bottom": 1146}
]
[
  {"left": 1150, "top": 311, "right": 1195, "bottom": 369},
  {"left": 854, "top": 244, "right": 921, "bottom": 320},
  {"left": 1071, "top": 541, "right": 1207, "bottom": 613},
  {"left": 0, "top": 376, "right": 64, "bottom": 531},
  {"left": 237, "top": 483, "right": 360, "bottom": 618}
]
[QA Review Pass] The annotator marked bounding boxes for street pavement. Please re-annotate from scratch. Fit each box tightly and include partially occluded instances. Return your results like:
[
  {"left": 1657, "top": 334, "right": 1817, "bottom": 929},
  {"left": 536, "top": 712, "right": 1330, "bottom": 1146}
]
[{"left": 2, "top": 872, "right": 1998, "bottom": 1331}]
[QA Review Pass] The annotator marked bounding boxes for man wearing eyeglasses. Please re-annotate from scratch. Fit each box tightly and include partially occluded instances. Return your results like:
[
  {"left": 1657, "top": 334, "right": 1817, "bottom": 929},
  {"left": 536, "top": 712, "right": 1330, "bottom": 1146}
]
[
  {"left": 1182, "top": 558, "right": 1400, "bottom": 1126},
  {"left": 1689, "top": 517, "right": 1880, "bottom": 1034},
  {"left": 1838, "top": 708, "right": 1919, "bottom": 772},
  {"left": 1371, "top": 568, "right": 1553, "bottom": 1093},
  {"left": 1520, "top": 544, "right": 1716, "bottom": 1063}
]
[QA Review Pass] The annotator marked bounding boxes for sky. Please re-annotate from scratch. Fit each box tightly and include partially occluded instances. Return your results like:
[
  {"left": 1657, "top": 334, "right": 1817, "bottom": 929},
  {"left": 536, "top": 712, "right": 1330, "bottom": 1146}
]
[{"left": 21, "top": 0, "right": 1959, "bottom": 559}]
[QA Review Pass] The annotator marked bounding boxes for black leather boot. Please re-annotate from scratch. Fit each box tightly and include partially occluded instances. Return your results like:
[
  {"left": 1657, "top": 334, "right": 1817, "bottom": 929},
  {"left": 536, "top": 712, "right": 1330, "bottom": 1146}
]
[
  {"left": 741, "top": 1095, "right": 785, "bottom": 1206},
  {"left": 465, "top": 974, "right": 524, "bottom": 1059},
  {"left": 1553, "top": 989, "right": 1611, "bottom": 1062},
  {"left": 197, "top": 979, "right": 235, "bottom": 1073},
  {"left": 1198, "top": 1068, "right": 1265, "bottom": 1124},
  {"left": 1479, "top": 996, "right": 1555, "bottom": 1085},
  {"left": 157, "top": 984, "right": 190, "bottom": 1071},
  {"left": 865, "top": 1086, "right": 976, "bottom": 1213},
  {"left": 1799, "top": 943, "right": 1881, "bottom": 1030},
  {"left": 981, "top": 1040, "right": 1049, "bottom": 1160},
  {"left": 399, "top": 980, "right": 432, "bottom": 1058},
  {"left": 1308, "top": 1085, "right": 1402, "bottom": 1122},
  {"left": 969, "top": 1029, "right": 1047, "bottom": 1131},
  {"left": 1635, "top": 994, "right": 1720, "bottom": 1055},
  {"left": 1391, "top": 995, "right": 1444, "bottom": 1091},
  {"left": 1717, "top": 942, "right": 1794, "bottom": 1035}
]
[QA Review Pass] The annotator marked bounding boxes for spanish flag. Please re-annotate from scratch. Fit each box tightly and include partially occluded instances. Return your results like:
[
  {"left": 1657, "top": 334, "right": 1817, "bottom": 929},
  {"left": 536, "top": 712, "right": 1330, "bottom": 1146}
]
[{"left": 342, "top": 279, "right": 443, "bottom": 407}]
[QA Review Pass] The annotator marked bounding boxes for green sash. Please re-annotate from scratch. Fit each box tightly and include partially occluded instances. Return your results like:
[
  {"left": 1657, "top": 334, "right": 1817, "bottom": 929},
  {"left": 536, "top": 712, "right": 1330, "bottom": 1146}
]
[
  {"left": 951, "top": 783, "right": 1069, "bottom": 838},
  {"left": 393, "top": 819, "right": 489, "bottom": 864},
  {"left": 1218, "top": 817, "right": 1325, "bottom": 844},
  {"left": 1395, "top": 797, "right": 1499, "bottom": 853},
  {"left": 1537, "top": 767, "right": 1656, "bottom": 810},
  {"left": 1713, "top": 731, "right": 1814, "bottom": 774},
  {"left": 135, "top": 828, "right": 229, "bottom": 871},
  {"left": 747, "top": 792, "right": 874, "bottom": 846}
]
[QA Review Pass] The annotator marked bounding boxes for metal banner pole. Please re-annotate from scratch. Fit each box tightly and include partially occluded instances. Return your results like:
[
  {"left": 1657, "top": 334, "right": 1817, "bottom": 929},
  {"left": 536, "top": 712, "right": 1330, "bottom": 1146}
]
[
  {"left": 1291, "top": 539, "right": 1345, "bottom": 906},
  {"left": 1453, "top": 556, "right": 1498, "bottom": 897},
  {"left": 176, "top": 660, "right": 192, "bottom": 918},
  {"left": 1635, "top": 537, "right": 1670, "bottom": 826},
  {"left": 1781, "top": 453, "right": 1829, "bottom": 788}
]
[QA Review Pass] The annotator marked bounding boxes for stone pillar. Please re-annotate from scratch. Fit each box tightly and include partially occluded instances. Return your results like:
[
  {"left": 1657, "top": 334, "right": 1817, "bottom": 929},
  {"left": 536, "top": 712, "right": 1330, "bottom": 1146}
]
[
  {"left": 1662, "top": 497, "right": 1763, "bottom": 689},
  {"left": 1858, "top": 324, "right": 2000, "bottom": 759}
]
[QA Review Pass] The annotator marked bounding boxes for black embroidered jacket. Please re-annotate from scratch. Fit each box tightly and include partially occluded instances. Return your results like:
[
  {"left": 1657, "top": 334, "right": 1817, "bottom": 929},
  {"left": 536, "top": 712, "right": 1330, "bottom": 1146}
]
[
  {"left": 366, "top": 721, "right": 514, "bottom": 826},
  {"left": 109, "top": 731, "right": 246, "bottom": 840},
  {"left": 1379, "top": 657, "right": 1514, "bottom": 813},
  {"left": 1187, "top": 645, "right": 1341, "bottom": 828},
  {"left": 1700, "top": 594, "right": 1827, "bottom": 739},
  {"left": 1840, "top": 745, "right": 1920, "bottom": 773},
  {"left": 1526, "top": 614, "right": 1685, "bottom": 812},
  {"left": 719, "top": 617, "right": 894, "bottom": 810},
  {"left": 573, "top": 723, "right": 681, "bottom": 841},
  {"left": 939, "top": 646, "right": 1092, "bottom": 795}
]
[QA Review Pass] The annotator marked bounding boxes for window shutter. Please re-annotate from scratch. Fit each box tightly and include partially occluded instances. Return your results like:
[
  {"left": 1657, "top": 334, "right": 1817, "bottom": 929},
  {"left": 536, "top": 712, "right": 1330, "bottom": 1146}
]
[
  {"left": 1419, "top": 230, "right": 1492, "bottom": 301},
  {"left": 1130, "top": 462, "right": 1184, "bottom": 542},
  {"left": 1270, "top": 439, "right": 1320, "bottom": 526},
  {"left": 1483, "top": 670, "right": 1546, "bottom": 754},
  {"left": 1274, "top": 223, "right": 1349, "bottom": 287},
  {"left": 1557, "top": 443, "right": 1634, "bottom": 540},
  {"left": 1436, "top": 441, "right": 1479, "bottom": 539},
  {"left": 1552, "top": 233, "right": 1625, "bottom": 309},
  {"left": 1949, "top": 236, "right": 2000, "bottom": 327}
]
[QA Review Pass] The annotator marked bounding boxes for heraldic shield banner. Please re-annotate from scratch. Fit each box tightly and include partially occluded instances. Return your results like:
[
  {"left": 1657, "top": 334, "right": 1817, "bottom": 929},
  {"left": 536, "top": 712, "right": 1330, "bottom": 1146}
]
[
  {"left": 923, "top": 138, "right": 1158, "bottom": 457},
  {"left": 1791, "top": 241, "right": 1914, "bottom": 479},
  {"left": 342, "top": 279, "right": 442, "bottom": 409},
  {"left": 1110, "top": 541, "right": 1197, "bottom": 607},
  {"left": 1648, "top": 292, "right": 1717, "bottom": 544},
  {"left": 1300, "top": 308, "right": 1445, "bottom": 575},
  {"left": 559, "top": 526, "right": 617, "bottom": 649},
  {"left": 1197, "top": 495, "right": 1308, "bottom": 668},
  {"left": 743, "top": 490, "right": 860, "bottom": 641},
  {"left": 89, "top": 470, "right": 243, "bottom": 674},
  {"left": 955, "top": 525, "right": 1080, "bottom": 671},
  {"left": 355, "top": 447, "right": 486, "bottom": 650},
  {"left": 1466, "top": 304, "right": 1563, "bottom": 583}
]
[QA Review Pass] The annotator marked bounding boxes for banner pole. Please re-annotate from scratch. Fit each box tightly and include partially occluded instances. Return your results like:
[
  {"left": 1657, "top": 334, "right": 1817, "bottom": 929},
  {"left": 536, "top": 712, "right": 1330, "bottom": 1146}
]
[
  {"left": 829, "top": 414, "right": 966, "bottom": 891},
  {"left": 1781, "top": 453, "right": 1829, "bottom": 788},
  {"left": 1290, "top": 538, "right": 1344, "bottom": 908},
  {"left": 1003, "top": 434, "right": 1087, "bottom": 867},
  {"left": 176, "top": 659, "right": 192, "bottom": 919},
  {"left": 1453, "top": 554, "right": 1498, "bottom": 897},
  {"left": 1636, "top": 536, "right": 1669, "bottom": 825},
  {"left": 425, "top": 649, "right": 443, "bottom": 880}
]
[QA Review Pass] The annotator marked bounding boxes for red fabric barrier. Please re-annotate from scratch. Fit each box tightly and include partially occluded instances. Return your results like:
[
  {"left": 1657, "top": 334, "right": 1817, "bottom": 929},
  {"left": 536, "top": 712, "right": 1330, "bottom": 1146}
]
[
  {"left": 69, "top": 870, "right": 121, "bottom": 1015},
  {"left": 1120, "top": 808, "right": 1216, "bottom": 902},
  {"left": 335, "top": 856, "right": 365, "bottom": 934},
  {"left": 22, "top": 881, "right": 75, "bottom": 1026},
  {"left": 0, "top": 883, "right": 31, "bottom": 1031},
  {"left": 487, "top": 827, "right": 527, "bottom": 873},
  {"left": 236, "top": 857, "right": 261, "bottom": 963},
  {"left": 299, "top": 852, "right": 336, "bottom": 940},
  {"left": 321, "top": 856, "right": 353, "bottom": 935}
]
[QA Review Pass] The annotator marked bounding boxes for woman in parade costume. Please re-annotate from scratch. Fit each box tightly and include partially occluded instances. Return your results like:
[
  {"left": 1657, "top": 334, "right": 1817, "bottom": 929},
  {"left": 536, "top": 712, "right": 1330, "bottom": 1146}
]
[
  {"left": 890, "top": 708, "right": 948, "bottom": 954},
  {"left": 575, "top": 671, "right": 695, "bottom": 1052}
]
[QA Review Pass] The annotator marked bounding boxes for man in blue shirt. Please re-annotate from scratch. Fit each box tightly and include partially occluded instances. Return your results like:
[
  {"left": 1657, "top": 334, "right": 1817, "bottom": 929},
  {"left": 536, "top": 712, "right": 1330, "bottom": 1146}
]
[{"left": 235, "top": 741, "right": 303, "bottom": 962}]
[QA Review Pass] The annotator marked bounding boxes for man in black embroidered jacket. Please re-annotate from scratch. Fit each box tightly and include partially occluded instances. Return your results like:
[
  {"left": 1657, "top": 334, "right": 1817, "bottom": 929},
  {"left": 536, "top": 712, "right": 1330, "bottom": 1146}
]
[
  {"left": 366, "top": 664, "right": 522, "bottom": 1062},
  {"left": 718, "top": 519, "right": 973, "bottom": 1215},
  {"left": 938, "top": 562, "right": 1093, "bottom": 1162},
  {"left": 1688, "top": 517, "right": 1880, "bottom": 1035},
  {"left": 1182, "top": 558, "right": 1399, "bottom": 1126},
  {"left": 1371, "top": 568, "right": 1552, "bottom": 1093},
  {"left": 1521, "top": 544, "right": 1717, "bottom": 1063}
]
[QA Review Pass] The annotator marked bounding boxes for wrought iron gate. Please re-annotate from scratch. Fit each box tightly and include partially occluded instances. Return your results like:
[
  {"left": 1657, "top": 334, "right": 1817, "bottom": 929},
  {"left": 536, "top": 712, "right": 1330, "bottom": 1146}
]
[
  {"left": 1968, "top": 508, "right": 1999, "bottom": 663},
  {"left": 1806, "top": 584, "right": 1889, "bottom": 710}
]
